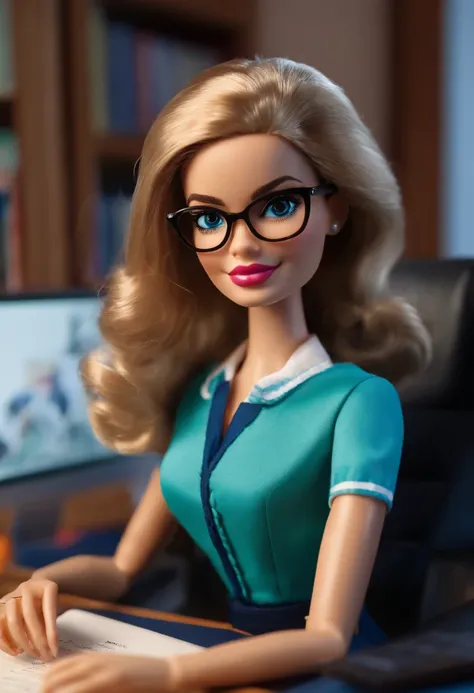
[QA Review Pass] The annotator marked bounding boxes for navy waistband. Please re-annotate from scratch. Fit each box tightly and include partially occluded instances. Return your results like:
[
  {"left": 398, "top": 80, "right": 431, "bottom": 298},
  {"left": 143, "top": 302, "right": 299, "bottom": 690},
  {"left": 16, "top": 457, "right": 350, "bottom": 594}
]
[{"left": 229, "top": 599, "right": 311, "bottom": 635}]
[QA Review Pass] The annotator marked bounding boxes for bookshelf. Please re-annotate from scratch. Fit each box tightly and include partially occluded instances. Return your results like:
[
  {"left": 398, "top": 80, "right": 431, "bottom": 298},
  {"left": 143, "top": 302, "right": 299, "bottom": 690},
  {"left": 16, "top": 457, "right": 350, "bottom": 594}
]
[
  {"left": 0, "top": 0, "right": 69, "bottom": 291},
  {"left": 65, "top": 0, "right": 256, "bottom": 287},
  {"left": 0, "top": 0, "right": 255, "bottom": 291}
]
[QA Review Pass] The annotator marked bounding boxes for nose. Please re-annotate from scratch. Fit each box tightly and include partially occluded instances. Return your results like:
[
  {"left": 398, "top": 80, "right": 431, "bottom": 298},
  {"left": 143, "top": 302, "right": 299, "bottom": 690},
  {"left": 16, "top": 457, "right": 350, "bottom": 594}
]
[{"left": 228, "top": 219, "right": 261, "bottom": 258}]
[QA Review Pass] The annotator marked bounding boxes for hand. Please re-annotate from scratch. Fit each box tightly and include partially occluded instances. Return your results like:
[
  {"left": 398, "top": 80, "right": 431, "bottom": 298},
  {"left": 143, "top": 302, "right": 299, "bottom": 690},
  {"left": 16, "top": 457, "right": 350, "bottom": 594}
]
[
  {"left": 41, "top": 652, "right": 176, "bottom": 692},
  {"left": 0, "top": 579, "right": 59, "bottom": 661}
]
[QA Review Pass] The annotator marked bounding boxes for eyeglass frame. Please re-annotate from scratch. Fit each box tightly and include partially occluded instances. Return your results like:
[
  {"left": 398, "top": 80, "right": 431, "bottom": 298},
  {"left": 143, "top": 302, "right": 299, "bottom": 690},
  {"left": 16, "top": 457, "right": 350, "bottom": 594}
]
[{"left": 166, "top": 183, "right": 338, "bottom": 252}]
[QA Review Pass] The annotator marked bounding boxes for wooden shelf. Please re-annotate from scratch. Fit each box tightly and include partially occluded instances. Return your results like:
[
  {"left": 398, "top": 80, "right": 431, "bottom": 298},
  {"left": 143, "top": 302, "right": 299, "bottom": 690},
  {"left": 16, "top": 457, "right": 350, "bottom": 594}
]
[
  {"left": 100, "top": 0, "right": 254, "bottom": 29},
  {"left": 0, "top": 95, "right": 14, "bottom": 127},
  {"left": 95, "top": 133, "right": 145, "bottom": 162}
]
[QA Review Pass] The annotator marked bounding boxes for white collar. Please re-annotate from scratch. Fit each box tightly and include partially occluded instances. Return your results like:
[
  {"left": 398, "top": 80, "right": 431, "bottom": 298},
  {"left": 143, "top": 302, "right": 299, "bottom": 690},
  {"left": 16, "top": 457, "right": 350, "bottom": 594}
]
[{"left": 200, "top": 335, "right": 333, "bottom": 405}]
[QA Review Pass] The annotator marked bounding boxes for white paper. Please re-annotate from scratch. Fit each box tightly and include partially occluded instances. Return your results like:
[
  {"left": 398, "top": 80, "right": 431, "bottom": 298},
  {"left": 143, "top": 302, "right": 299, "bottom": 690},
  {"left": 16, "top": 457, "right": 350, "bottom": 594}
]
[{"left": 0, "top": 609, "right": 202, "bottom": 692}]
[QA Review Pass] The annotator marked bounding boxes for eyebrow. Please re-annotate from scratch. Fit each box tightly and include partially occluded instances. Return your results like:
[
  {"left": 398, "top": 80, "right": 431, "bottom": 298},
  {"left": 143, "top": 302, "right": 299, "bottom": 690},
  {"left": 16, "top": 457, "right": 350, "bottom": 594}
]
[{"left": 186, "top": 175, "right": 304, "bottom": 206}]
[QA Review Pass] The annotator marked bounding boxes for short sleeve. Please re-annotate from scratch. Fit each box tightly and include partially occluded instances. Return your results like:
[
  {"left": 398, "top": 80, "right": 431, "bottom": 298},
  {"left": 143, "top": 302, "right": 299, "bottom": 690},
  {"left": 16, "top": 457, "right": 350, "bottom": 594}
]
[{"left": 329, "top": 376, "right": 404, "bottom": 511}]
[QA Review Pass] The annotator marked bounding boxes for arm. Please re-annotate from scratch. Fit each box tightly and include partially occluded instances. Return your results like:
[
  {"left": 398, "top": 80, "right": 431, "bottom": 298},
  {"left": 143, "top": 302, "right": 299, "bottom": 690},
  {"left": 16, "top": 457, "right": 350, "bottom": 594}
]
[
  {"left": 33, "top": 467, "right": 176, "bottom": 601},
  {"left": 166, "top": 494, "right": 385, "bottom": 690}
]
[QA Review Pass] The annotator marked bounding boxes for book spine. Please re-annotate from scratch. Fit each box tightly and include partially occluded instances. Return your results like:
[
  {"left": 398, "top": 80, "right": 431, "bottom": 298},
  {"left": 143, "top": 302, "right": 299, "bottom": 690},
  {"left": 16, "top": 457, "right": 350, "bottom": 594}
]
[
  {"left": 88, "top": 3, "right": 108, "bottom": 133},
  {"left": 107, "top": 22, "right": 137, "bottom": 133},
  {"left": 0, "top": 129, "right": 20, "bottom": 290},
  {"left": 154, "top": 36, "right": 175, "bottom": 112},
  {"left": 136, "top": 32, "right": 156, "bottom": 131},
  {"left": 0, "top": 189, "right": 6, "bottom": 287},
  {"left": 114, "top": 194, "right": 131, "bottom": 263},
  {"left": 0, "top": 0, "right": 14, "bottom": 97},
  {"left": 89, "top": 184, "right": 101, "bottom": 282},
  {"left": 6, "top": 171, "right": 22, "bottom": 291},
  {"left": 97, "top": 194, "right": 112, "bottom": 278},
  {"left": 92, "top": 191, "right": 132, "bottom": 280}
]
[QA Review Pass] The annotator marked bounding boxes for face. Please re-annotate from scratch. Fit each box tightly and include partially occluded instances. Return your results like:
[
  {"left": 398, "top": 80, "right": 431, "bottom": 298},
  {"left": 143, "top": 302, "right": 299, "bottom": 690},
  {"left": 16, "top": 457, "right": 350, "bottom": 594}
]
[{"left": 181, "top": 134, "right": 344, "bottom": 308}]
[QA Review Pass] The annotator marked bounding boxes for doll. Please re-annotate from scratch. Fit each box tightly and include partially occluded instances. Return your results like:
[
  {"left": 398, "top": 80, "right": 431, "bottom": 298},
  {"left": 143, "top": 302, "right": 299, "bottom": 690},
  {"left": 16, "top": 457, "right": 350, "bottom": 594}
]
[{"left": 0, "top": 57, "right": 431, "bottom": 692}]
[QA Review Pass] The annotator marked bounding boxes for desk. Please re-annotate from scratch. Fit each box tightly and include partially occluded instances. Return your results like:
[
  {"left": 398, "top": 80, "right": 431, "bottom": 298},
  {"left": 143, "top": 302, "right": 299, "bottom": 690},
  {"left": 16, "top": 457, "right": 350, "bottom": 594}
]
[
  {"left": 0, "top": 565, "right": 269, "bottom": 693},
  {"left": 0, "top": 566, "right": 234, "bottom": 631},
  {"left": 2, "top": 567, "right": 474, "bottom": 693}
]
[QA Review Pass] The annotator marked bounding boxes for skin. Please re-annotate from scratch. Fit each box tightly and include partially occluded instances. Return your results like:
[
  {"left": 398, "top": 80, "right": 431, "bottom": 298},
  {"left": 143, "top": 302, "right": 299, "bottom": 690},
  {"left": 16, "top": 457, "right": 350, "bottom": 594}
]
[{"left": 0, "top": 134, "right": 388, "bottom": 692}]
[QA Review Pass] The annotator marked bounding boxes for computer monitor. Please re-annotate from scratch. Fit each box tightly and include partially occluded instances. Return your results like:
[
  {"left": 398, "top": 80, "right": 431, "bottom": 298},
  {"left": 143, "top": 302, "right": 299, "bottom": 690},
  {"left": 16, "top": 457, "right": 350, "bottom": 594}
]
[{"left": 0, "top": 292, "right": 116, "bottom": 482}]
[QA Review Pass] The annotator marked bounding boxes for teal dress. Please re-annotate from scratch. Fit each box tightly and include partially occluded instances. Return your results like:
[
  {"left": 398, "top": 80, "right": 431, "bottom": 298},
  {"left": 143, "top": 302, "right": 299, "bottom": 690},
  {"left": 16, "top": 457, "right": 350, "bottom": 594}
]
[{"left": 160, "top": 337, "right": 403, "bottom": 636}]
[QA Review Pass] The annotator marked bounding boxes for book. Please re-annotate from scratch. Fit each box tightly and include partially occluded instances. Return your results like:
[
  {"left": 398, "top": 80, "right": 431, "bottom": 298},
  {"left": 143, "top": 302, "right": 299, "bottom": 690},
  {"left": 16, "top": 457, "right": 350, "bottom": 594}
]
[
  {"left": 93, "top": 190, "right": 131, "bottom": 279},
  {"left": 0, "top": 128, "right": 21, "bottom": 290},
  {"left": 0, "top": 0, "right": 14, "bottom": 98},
  {"left": 0, "top": 609, "right": 201, "bottom": 692},
  {"left": 88, "top": 4, "right": 221, "bottom": 136},
  {"left": 107, "top": 21, "right": 138, "bottom": 133},
  {"left": 88, "top": 3, "right": 108, "bottom": 133},
  {"left": 136, "top": 31, "right": 157, "bottom": 131}
]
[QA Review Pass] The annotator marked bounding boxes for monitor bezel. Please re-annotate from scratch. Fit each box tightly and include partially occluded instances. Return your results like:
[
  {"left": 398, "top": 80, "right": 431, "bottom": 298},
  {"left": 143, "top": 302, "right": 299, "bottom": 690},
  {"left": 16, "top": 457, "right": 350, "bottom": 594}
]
[{"left": 0, "top": 290, "right": 101, "bottom": 302}]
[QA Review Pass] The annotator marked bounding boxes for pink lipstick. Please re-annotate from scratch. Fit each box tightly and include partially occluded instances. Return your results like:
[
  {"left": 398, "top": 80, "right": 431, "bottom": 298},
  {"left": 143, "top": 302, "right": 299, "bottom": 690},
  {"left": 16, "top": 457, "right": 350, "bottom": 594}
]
[{"left": 229, "top": 263, "right": 279, "bottom": 287}]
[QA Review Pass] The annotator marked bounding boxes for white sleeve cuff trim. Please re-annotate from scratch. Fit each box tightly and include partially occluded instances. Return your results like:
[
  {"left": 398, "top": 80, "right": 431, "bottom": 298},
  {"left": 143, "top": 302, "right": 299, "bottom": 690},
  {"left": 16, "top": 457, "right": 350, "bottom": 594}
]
[{"left": 329, "top": 481, "right": 393, "bottom": 503}]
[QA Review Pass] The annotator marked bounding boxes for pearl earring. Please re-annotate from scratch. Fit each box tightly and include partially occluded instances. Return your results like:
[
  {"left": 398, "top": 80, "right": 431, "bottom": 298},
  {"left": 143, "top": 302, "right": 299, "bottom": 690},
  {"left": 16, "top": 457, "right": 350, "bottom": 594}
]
[{"left": 330, "top": 222, "right": 339, "bottom": 235}]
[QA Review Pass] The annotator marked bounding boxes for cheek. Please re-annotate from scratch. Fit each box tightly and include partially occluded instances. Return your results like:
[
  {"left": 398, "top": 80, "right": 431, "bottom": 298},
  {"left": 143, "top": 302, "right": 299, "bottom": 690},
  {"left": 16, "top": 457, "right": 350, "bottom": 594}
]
[
  {"left": 282, "top": 225, "right": 326, "bottom": 281},
  {"left": 197, "top": 254, "right": 228, "bottom": 290}
]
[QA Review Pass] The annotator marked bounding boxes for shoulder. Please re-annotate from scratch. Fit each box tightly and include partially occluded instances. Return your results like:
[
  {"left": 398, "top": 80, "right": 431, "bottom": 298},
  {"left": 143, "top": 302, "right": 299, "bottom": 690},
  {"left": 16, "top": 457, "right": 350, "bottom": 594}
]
[
  {"left": 301, "top": 362, "right": 401, "bottom": 411},
  {"left": 329, "top": 368, "right": 403, "bottom": 510},
  {"left": 338, "top": 367, "right": 402, "bottom": 419},
  {"left": 330, "top": 364, "right": 403, "bottom": 437}
]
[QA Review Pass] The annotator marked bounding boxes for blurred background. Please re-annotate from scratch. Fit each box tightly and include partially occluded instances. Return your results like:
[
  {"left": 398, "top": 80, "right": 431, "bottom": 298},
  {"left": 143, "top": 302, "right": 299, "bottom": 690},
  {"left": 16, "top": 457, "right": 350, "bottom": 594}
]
[
  {"left": 0, "top": 0, "right": 472, "bottom": 621},
  {"left": 0, "top": 0, "right": 472, "bottom": 295}
]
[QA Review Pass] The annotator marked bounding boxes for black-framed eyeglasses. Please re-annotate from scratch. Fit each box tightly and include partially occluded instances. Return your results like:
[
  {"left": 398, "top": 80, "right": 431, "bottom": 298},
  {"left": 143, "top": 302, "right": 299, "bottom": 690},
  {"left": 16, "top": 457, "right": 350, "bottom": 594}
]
[{"left": 166, "top": 183, "right": 337, "bottom": 252}]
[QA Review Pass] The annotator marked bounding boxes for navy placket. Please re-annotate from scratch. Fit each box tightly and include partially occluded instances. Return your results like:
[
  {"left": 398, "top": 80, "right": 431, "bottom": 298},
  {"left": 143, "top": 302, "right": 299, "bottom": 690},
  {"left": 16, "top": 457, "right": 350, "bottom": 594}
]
[{"left": 200, "top": 379, "right": 262, "bottom": 599}]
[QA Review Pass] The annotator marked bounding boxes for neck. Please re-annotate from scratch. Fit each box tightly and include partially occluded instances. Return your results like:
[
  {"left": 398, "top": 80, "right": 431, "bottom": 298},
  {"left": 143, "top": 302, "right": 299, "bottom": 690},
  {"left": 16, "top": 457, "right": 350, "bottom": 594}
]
[{"left": 244, "top": 292, "right": 309, "bottom": 379}]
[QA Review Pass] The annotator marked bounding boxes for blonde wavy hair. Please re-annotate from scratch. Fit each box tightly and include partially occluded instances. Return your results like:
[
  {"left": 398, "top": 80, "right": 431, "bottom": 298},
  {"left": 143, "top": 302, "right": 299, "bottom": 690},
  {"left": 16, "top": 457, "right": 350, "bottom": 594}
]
[{"left": 81, "top": 57, "right": 431, "bottom": 455}]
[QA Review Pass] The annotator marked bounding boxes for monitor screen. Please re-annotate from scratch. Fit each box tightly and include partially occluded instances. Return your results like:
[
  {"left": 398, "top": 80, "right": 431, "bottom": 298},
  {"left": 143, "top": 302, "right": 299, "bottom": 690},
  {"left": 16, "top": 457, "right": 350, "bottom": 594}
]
[{"left": 0, "top": 293, "right": 116, "bottom": 482}]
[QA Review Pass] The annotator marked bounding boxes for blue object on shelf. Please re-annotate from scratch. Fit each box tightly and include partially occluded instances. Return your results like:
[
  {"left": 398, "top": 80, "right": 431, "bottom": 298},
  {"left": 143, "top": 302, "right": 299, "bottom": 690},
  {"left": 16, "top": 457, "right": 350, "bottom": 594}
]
[{"left": 107, "top": 22, "right": 137, "bottom": 133}]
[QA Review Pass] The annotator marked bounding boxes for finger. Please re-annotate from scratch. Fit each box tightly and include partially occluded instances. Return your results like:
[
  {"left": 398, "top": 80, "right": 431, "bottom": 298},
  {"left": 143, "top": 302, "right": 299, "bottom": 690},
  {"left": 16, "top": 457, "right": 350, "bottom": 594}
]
[
  {"left": 21, "top": 587, "right": 53, "bottom": 661},
  {"left": 44, "top": 673, "right": 112, "bottom": 693},
  {"left": 42, "top": 675, "right": 101, "bottom": 693},
  {"left": 41, "top": 676, "right": 106, "bottom": 693},
  {"left": 44, "top": 653, "right": 90, "bottom": 676},
  {"left": 5, "top": 598, "right": 41, "bottom": 659},
  {"left": 71, "top": 671, "right": 119, "bottom": 693},
  {"left": 42, "top": 659, "right": 102, "bottom": 693},
  {"left": 42, "top": 581, "right": 59, "bottom": 656},
  {"left": 0, "top": 589, "right": 21, "bottom": 602},
  {"left": 0, "top": 616, "right": 22, "bottom": 657}
]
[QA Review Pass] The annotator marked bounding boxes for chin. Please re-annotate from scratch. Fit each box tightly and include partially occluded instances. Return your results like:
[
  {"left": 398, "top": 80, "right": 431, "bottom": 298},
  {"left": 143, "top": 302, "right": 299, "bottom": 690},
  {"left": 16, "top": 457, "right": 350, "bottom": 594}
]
[{"left": 223, "top": 286, "right": 289, "bottom": 308}]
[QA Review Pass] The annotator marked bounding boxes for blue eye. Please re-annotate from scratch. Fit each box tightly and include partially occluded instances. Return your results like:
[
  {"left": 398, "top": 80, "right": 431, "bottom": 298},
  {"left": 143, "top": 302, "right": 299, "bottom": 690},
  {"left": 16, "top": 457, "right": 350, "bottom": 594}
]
[
  {"left": 195, "top": 211, "right": 225, "bottom": 231},
  {"left": 263, "top": 196, "right": 299, "bottom": 219}
]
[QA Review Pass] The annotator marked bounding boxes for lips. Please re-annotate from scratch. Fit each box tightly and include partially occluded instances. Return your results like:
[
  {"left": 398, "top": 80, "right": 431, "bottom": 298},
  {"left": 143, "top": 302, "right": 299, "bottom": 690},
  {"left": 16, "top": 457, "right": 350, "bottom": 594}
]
[
  {"left": 228, "top": 263, "right": 280, "bottom": 287},
  {"left": 229, "top": 263, "right": 277, "bottom": 276}
]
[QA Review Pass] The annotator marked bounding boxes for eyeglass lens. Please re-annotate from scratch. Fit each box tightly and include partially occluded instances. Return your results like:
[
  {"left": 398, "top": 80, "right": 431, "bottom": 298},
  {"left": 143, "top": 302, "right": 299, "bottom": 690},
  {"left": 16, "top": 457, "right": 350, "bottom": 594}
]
[{"left": 177, "top": 191, "right": 307, "bottom": 250}]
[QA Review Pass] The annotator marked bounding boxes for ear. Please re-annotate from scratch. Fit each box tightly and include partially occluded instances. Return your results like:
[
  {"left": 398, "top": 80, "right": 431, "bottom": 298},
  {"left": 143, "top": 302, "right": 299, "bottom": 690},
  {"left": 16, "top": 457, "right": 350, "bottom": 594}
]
[{"left": 326, "top": 190, "right": 349, "bottom": 236}]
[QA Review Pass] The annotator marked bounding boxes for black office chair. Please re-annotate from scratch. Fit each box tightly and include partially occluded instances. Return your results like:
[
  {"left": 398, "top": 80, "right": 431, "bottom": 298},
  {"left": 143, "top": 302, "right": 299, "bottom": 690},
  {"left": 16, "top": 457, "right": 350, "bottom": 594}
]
[{"left": 367, "top": 258, "right": 474, "bottom": 637}]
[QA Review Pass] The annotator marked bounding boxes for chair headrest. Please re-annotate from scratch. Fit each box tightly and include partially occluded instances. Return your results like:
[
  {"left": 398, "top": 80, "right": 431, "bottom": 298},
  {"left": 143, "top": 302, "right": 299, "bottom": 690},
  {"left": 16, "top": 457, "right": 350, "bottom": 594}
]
[{"left": 390, "top": 259, "right": 474, "bottom": 409}]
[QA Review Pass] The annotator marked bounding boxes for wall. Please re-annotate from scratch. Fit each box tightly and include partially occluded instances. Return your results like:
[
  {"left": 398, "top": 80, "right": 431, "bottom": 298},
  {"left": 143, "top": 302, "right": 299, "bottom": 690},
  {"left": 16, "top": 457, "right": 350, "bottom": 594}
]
[
  {"left": 256, "top": 0, "right": 393, "bottom": 154},
  {"left": 442, "top": 0, "right": 474, "bottom": 257}
]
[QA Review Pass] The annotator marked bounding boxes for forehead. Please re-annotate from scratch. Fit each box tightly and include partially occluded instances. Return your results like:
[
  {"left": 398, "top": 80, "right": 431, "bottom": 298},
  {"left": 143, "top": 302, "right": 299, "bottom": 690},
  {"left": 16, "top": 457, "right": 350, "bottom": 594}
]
[{"left": 182, "top": 134, "right": 317, "bottom": 204}]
